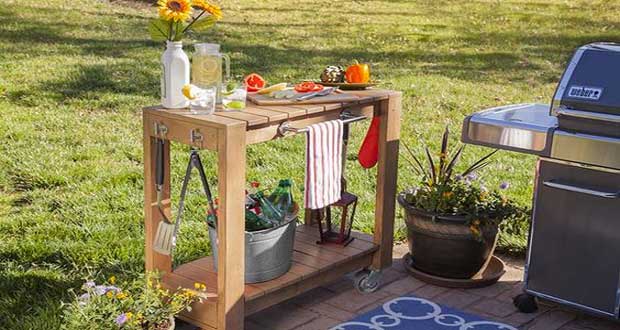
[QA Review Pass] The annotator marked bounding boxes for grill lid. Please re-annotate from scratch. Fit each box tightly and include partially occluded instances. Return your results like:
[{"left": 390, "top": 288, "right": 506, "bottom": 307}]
[
  {"left": 552, "top": 43, "right": 620, "bottom": 116},
  {"left": 552, "top": 43, "right": 620, "bottom": 137}
]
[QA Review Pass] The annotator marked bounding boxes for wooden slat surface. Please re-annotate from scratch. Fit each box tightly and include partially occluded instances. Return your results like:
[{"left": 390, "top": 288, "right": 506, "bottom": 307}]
[
  {"left": 241, "top": 107, "right": 288, "bottom": 122},
  {"left": 247, "top": 92, "right": 359, "bottom": 106},
  {"left": 144, "top": 89, "right": 393, "bottom": 129},
  {"left": 163, "top": 224, "right": 378, "bottom": 305},
  {"left": 256, "top": 105, "right": 308, "bottom": 117}
]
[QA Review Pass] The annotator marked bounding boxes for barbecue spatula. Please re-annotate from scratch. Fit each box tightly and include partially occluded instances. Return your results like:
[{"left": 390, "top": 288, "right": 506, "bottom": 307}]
[{"left": 153, "top": 139, "right": 176, "bottom": 255}]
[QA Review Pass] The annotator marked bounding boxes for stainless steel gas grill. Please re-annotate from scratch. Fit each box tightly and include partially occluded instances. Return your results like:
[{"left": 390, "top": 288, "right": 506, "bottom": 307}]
[{"left": 461, "top": 42, "right": 620, "bottom": 318}]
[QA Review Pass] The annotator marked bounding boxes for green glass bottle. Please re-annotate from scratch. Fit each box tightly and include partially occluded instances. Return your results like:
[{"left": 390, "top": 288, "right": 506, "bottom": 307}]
[
  {"left": 245, "top": 208, "right": 272, "bottom": 231},
  {"left": 269, "top": 179, "right": 296, "bottom": 216},
  {"left": 255, "top": 190, "right": 284, "bottom": 225}
]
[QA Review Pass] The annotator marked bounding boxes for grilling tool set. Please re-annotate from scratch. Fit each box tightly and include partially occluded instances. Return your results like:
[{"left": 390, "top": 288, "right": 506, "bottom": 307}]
[
  {"left": 153, "top": 149, "right": 217, "bottom": 255},
  {"left": 461, "top": 42, "right": 620, "bottom": 318}
]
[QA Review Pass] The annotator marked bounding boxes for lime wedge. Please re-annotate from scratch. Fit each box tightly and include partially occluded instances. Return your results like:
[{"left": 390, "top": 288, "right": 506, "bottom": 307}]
[{"left": 225, "top": 100, "right": 245, "bottom": 110}]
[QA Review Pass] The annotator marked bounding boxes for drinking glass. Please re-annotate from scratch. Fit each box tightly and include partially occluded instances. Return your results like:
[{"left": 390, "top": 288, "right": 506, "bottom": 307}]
[
  {"left": 222, "top": 87, "right": 247, "bottom": 111},
  {"left": 189, "top": 86, "right": 216, "bottom": 115}
]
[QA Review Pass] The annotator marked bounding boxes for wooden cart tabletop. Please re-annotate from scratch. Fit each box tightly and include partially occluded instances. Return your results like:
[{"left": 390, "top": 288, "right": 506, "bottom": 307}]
[{"left": 143, "top": 89, "right": 400, "bottom": 131}]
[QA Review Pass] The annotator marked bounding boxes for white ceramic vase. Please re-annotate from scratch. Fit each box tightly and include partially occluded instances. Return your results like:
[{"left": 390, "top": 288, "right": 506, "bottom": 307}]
[{"left": 161, "top": 41, "right": 190, "bottom": 109}]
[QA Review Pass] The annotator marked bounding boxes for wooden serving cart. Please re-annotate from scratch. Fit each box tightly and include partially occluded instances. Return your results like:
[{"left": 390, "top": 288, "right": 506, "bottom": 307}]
[{"left": 143, "top": 89, "right": 401, "bottom": 330}]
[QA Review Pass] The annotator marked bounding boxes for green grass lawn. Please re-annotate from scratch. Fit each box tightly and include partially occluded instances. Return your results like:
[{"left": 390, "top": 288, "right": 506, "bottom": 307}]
[{"left": 1, "top": 0, "right": 619, "bottom": 327}]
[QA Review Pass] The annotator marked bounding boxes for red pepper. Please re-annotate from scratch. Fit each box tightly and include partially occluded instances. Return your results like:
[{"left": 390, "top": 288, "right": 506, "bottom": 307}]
[{"left": 244, "top": 73, "right": 266, "bottom": 92}]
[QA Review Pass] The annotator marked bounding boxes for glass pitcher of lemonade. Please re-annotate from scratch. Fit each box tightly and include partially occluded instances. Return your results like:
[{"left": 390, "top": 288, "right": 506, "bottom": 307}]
[{"left": 192, "top": 43, "right": 230, "bottom": 104}]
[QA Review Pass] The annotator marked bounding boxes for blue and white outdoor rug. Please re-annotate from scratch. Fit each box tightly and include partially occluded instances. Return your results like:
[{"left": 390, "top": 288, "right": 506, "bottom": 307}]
[{"left": 330, "top": 295, "right": 517, "bottom": 330}]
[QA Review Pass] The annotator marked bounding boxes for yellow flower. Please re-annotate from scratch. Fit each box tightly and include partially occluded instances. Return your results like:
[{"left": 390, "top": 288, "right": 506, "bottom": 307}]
[
  {"left": 158, "top": 0, "right": 193, "bottom": 22},
  {"left": 193, "top": 282, "right": 207, "bottom": 291},
  {"left": 108, "top": 276, "right": 116, "bottom": 284},
  {"left": 126, "top": 312, "right": 133, "bottom": 320},
  {"left": 106, "top": 291, "right": 114, "bottom": 299},
  {"left": 193, "top": 0, "right": 223, "bottom": 20},
  {"left": 116, "top": 292, "right": 127, "bottom": 300}
]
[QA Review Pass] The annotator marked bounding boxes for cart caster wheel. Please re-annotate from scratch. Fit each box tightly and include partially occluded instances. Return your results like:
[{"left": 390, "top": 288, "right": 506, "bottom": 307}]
[
  {"left": 513, "top": 293, "right": 538, "bottom": 313},
  {"left": 353, "top": 269, "right": 381, "bottom": 294}
]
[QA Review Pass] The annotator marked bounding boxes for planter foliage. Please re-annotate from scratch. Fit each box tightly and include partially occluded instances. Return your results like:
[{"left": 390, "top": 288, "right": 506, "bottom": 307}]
[
  {"left": 401, "top": 126, "right": 525, "bottom": 238},
  {"left": 62, "top": 273, "right": 206, "bottom": 330},
  {"left": 399, "top": 126, "right": 528, "bottom": 279}
]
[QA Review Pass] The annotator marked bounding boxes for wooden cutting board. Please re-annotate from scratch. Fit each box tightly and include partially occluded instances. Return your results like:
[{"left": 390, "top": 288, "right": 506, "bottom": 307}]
[{"left": 247, "top": 92, "right": 360, "bottom": 106}]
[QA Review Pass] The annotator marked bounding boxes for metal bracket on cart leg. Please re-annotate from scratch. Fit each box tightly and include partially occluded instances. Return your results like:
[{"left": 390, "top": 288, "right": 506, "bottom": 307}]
[{"left": 367, "top": 269, "right": 382, "bottom": 283}]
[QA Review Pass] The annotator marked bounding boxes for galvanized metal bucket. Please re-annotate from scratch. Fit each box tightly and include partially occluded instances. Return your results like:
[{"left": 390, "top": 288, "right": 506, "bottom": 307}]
[{"left": 208, "top": 216, "right": 297, "bottom": 283}]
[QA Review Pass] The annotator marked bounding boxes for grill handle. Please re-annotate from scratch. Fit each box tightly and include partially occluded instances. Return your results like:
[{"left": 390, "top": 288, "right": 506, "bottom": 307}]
[
  {"left": 556, "top": 108, "right": 620, "bottom": 124},
  {"left": 543, "top": 180, "right": 620, "bottom": 199}
]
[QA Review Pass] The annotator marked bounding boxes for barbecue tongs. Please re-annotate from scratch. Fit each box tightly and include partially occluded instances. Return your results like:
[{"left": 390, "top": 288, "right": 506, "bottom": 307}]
[{"left": 153, "top": 142, "right": 216, "bottom": 256}]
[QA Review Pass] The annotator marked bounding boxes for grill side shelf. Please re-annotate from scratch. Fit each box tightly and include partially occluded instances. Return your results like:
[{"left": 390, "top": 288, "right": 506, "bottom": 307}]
[{"left": 461, "top": 103, "right": 557, "bottom": 156}]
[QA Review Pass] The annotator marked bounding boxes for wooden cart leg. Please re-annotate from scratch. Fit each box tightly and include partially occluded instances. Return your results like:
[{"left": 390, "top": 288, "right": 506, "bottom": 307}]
[
  {"left": 144, "top": 116, "right": 172, "bottom": 273},
  {"left": 303, "top": 208, "right": 312, "bottom": 225},
  {"left": 216, "top": 124, "right": 247, "bottom": 330},
  {"left": 372, "top": 94, "right": 402, "bottom": 270}
]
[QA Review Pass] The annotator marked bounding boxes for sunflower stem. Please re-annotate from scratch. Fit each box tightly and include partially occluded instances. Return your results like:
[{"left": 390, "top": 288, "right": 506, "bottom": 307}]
[
  {"left": 168, "top": 20, "right": 173, "bottom": 41},
  {"left": 183, "top": 10, "right": 206, "bottom": 34}
]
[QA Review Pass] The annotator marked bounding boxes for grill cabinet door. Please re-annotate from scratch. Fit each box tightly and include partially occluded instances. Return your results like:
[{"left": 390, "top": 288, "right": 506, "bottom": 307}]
[{"left": 527, "top": 160, "right": 620, "bottom": 316}]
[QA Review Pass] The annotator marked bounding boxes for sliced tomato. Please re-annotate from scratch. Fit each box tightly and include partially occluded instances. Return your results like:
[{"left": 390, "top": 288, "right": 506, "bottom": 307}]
[
  {"left": 244, "top": 73, "right": 266, "bottom": 92},
  {"left": 295, "top": 81, "right": 324, "bottom": 93},
  {"left": 310, "top": 83, "right": 324, "bottom": 92}
]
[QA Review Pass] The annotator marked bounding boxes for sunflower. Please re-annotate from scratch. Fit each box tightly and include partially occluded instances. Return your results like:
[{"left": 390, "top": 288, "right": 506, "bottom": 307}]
[
  {"left": 157, "top": 0, "right": 193, "bottom": 22},
  {"left": 192, "top": 0, "right": 223, "bottom": 20}
]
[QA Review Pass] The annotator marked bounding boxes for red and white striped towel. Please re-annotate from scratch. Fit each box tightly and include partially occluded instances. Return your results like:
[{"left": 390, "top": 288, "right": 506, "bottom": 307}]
[{"left": 304, "top": 120, "right": 343, "bottom": 210}]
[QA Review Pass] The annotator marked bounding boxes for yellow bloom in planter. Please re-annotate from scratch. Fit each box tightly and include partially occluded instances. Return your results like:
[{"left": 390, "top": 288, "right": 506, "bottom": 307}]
[
  {"left": 193, "top": 0, "right": 223, "bottom": 20},
  {"left": 158, "top": 0, "right": 193, "bottom": 22}
]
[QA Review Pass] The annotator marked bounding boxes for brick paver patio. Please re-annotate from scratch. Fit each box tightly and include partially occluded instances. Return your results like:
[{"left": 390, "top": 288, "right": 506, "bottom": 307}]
[{"left": 179, "top": 245, "right": 619, "bottom": 330}]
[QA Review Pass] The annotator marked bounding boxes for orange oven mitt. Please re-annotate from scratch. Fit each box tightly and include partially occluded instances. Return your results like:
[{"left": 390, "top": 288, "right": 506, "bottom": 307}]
[{"left": 358, "top": 117, "right": 380, "bottom": 169}]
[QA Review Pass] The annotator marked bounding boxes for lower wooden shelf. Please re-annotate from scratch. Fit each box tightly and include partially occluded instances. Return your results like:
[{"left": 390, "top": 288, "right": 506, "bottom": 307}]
[{"left": 161, "top": 224, "right": 378, "bottom": 329}]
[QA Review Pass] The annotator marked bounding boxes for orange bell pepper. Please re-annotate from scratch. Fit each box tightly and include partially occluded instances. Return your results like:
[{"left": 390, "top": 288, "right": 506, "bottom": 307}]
[{"left": 345, "top": 62, "right": 370, "bottom": 83}]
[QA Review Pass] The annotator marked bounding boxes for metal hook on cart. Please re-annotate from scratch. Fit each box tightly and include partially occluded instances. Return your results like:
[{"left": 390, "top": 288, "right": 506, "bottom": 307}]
[
  {"left": 277, "top": 112, "right": 367, "bottom": 137},
  {"left": 153, "top": 122, "right": 168, "bottom": 138},
  {"left": 190, "top": 129, "right": 204, "bottom": 149}
]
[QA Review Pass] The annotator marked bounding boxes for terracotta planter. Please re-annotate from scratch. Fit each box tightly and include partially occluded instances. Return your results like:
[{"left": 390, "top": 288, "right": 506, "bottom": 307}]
[{"left": 398, "top": 193, "right": 498, "bottom": 279}]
